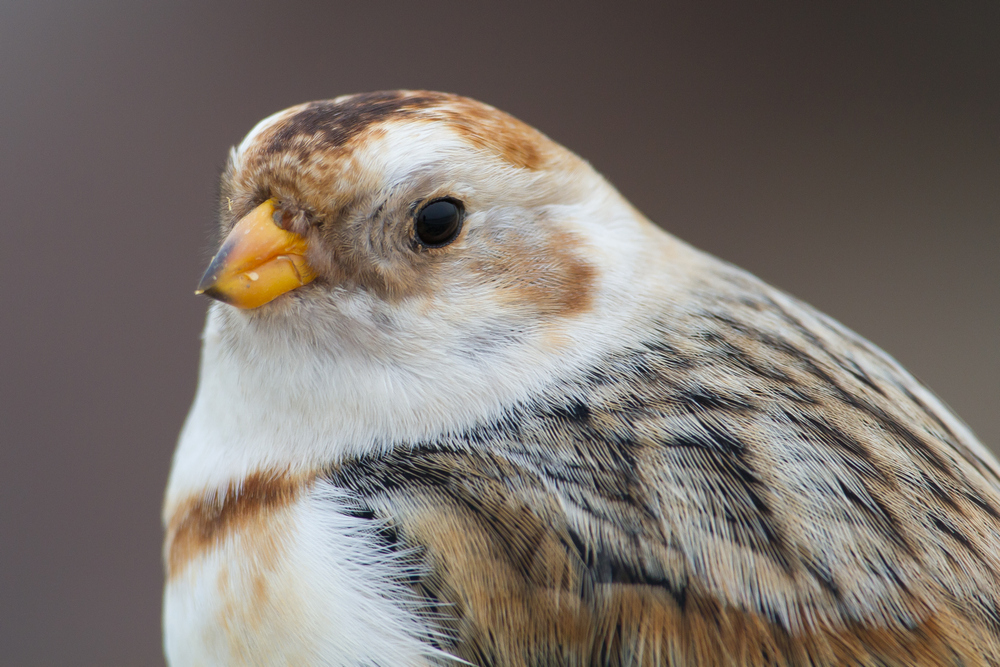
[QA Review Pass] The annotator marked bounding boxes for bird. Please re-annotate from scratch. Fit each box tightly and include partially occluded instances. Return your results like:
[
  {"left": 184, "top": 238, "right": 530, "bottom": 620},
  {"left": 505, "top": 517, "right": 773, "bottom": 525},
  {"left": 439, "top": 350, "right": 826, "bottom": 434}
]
[{"left": 163, "top": 90, "right": 1000, "bottom": 667}]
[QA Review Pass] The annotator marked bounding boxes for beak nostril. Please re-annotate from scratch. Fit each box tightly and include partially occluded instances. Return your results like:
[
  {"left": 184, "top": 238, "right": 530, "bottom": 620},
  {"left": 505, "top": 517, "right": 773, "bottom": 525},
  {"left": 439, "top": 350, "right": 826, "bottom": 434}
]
[
  {"left": 271, "top": 206, "right": 310, "bottom": 234},
  {"left": 272, "top": 207, "right": 293, "bottom": 230}
]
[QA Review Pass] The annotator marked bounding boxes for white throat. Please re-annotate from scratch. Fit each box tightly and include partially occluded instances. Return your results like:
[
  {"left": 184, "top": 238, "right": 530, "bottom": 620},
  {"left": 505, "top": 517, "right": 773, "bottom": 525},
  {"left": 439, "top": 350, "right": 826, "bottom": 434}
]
[{"left": 165, "top": 207, "right": 697, "bottom": 509}]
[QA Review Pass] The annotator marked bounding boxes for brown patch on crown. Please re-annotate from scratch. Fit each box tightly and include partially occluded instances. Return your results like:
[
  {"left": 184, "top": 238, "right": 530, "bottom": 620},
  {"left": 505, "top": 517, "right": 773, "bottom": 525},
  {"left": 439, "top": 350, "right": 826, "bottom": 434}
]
[
  {"left": 252, "top": 90, "right": 551, "bottom": 172},
  {"left": 165, "top": 471, "right": 309, "bottom": 580},
  {"left": 432, "top": 96, "right": 548, "bottom": 171}
]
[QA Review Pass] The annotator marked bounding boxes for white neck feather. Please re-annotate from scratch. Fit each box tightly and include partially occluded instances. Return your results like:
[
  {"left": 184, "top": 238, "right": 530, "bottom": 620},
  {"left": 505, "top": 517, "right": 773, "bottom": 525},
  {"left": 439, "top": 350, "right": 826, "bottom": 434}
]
[{"left": 165, "top": 200, "right": 705, "bottom": 511}]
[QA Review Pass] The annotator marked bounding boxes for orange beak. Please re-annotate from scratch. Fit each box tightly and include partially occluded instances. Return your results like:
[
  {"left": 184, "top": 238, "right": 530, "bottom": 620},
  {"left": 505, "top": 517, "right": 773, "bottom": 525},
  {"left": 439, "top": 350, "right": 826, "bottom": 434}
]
[{"left": 196, "top": 199, "right": 317, "bottom": 309}]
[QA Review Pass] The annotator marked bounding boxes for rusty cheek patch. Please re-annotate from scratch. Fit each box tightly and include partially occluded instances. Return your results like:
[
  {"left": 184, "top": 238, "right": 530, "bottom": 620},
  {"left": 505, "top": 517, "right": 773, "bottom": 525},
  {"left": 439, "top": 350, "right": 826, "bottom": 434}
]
[
  {"left": 469, "top": 225, "right": 597, "bottom": 319},
  {"left": 165, "top": 472, "right": 306, "bottom": 579}
]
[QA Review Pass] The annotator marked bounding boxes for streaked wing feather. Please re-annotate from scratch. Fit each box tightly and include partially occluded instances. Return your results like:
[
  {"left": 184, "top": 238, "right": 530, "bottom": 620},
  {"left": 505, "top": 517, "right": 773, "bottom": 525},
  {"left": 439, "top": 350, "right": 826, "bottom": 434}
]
[{"left": 329, "top": 272, "right": 1000, "bottom": 666}]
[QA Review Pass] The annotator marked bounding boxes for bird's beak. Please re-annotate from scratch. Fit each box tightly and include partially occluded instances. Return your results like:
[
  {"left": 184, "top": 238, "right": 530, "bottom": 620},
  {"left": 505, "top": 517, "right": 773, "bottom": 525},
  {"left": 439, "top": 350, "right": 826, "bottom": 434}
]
[{"left": 196, "top": 199, "right": 317, "bottom": 309}]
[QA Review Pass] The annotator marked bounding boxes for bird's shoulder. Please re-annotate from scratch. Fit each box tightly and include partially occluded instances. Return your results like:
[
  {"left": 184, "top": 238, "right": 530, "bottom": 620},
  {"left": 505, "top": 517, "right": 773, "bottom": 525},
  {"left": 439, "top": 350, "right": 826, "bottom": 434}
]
[{"left": 326, "top": 269, "right": 1000, "bottom": 666}]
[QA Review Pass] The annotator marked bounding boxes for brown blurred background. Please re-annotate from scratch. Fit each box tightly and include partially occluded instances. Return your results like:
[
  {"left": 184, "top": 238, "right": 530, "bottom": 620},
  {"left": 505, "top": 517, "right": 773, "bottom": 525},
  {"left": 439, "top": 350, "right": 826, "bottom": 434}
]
[{"left": 0, "top": 1, "right": 997, "bottom": 664}]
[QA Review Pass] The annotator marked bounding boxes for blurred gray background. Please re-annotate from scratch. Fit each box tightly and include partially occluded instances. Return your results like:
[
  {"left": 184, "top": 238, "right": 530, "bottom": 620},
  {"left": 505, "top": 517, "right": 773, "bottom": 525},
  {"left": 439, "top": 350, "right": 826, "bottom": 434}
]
[{"left": 1, "top": 1, "right": 997, "bottom": 664}]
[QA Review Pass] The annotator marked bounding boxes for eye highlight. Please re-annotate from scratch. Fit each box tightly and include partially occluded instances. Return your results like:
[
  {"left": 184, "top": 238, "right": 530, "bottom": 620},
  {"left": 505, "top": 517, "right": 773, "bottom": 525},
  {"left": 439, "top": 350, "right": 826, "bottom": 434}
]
[{"left": 414, "top": 198, "right": 464, "bottom": 247}]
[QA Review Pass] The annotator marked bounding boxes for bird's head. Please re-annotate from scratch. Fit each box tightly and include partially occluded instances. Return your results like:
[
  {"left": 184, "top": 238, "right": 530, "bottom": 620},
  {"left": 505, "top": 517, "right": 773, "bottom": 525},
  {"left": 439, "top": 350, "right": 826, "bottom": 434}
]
[
  {"left": 202, "top": 91, "right": 608, "bottom": 310},
  {"left": 193, "top": 91, "right": 685, "bottom": 418},
  {"left": 176, "top": 91, "right": 711, "bottom": 474}
]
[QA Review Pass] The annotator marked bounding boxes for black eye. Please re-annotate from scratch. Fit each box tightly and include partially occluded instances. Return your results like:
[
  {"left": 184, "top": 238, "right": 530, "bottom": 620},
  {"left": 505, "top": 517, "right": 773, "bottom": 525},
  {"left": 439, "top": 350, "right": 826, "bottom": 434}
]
[{"left": 414, "top": 198, "right": 463, "bottom": 247}]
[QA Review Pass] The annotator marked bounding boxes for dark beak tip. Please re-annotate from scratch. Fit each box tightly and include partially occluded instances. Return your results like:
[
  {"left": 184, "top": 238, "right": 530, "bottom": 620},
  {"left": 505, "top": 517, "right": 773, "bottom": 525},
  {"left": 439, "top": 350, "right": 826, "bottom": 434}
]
[
  {"left": 195, "top": 247, "right": 233, "bottom": 293},
  {"left": 195, "top": 273, "right": 217, "bottom": 295},
  {"left": 195, "top": 283, "right": 236, "bottom": 305}
]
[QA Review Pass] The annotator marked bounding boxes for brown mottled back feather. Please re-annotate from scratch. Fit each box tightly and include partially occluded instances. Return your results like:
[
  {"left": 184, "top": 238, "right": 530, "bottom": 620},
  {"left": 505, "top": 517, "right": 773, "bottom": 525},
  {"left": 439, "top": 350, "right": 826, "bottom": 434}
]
[{"left": 327, "top": 265, "right": 1000, "bottom": 666}]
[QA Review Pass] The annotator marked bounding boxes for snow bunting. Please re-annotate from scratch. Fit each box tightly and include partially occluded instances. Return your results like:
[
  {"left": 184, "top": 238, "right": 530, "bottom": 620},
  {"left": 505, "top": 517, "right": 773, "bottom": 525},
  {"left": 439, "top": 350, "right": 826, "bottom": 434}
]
[{"left": 164, "top": 91, "right": 1000, "bottom": 666}]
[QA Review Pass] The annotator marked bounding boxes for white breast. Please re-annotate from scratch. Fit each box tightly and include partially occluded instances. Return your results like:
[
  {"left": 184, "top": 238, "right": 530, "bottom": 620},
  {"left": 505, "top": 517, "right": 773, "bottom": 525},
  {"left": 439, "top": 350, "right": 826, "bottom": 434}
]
[{"left": 163, "top": 481, "right": 448, "bottom": 667}]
